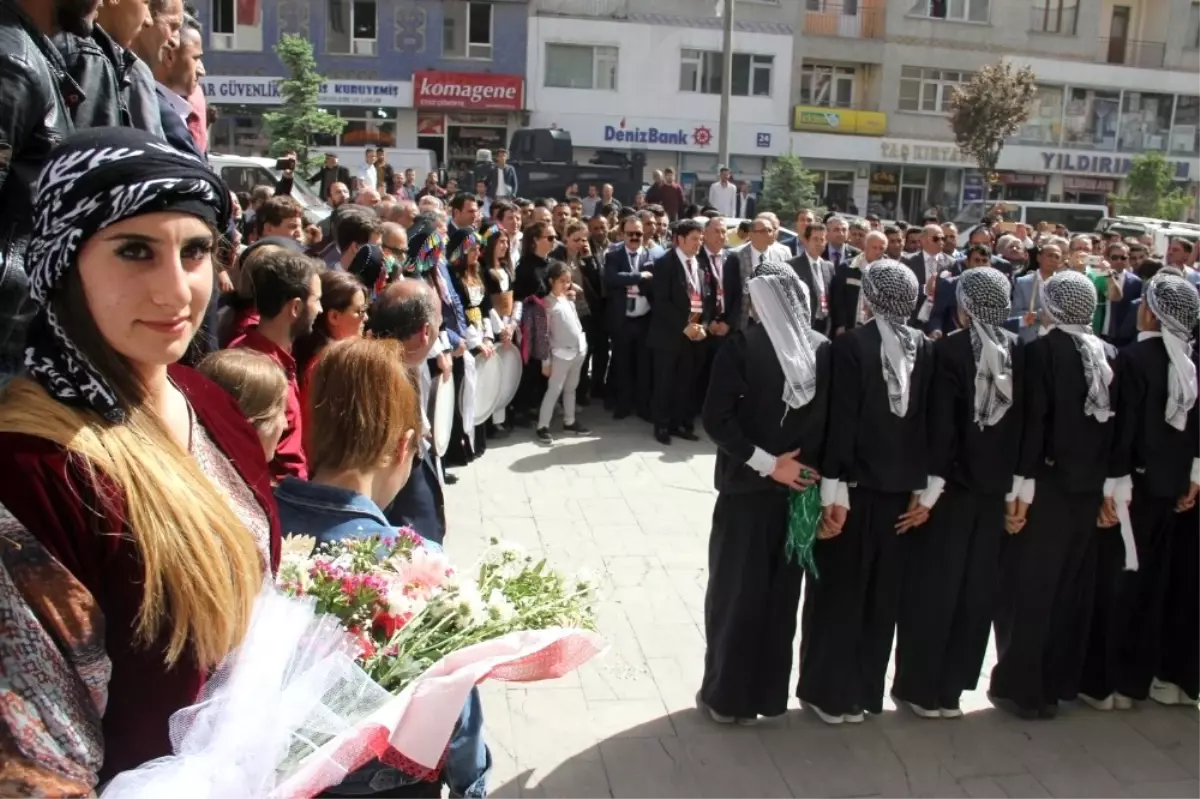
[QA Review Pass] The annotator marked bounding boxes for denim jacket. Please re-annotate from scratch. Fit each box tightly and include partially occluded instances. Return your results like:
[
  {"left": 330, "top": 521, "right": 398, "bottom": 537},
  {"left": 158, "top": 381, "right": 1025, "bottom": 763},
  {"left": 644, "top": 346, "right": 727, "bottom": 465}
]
[{"left": 273, "top": 478, "right": 489, "bottom": 797}]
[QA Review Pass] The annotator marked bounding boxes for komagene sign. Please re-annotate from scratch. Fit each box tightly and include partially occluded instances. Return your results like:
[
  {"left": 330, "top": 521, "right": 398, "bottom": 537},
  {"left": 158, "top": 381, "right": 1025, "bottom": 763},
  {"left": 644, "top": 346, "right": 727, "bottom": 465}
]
[{"left": 413, "top": 71, "right": 524, "bottom": 111}]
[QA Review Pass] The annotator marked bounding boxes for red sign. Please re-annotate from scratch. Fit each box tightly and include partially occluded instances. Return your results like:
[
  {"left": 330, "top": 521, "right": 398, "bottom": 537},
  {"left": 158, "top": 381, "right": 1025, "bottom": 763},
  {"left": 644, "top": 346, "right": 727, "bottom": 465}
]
[{"left": 413, "top": 71, "right": 524, "bottom": 111}]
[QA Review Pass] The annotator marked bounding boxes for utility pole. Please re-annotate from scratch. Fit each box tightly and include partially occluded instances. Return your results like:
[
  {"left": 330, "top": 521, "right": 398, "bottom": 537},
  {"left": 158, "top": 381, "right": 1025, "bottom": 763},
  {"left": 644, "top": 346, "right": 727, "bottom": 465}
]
[{"left": 717, "top": 0, "right": 734, "bottom": 170}]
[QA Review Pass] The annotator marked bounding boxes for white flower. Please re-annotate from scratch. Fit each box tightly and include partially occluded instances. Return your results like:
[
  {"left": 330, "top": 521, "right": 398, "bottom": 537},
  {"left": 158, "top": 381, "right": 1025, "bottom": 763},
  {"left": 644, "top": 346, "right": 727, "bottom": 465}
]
[
  {"left": 486, "top": 588, "right": 516, "bottom": 623},
  {"left": 452, "top": 580, "right": 489, "bottom": 627}
]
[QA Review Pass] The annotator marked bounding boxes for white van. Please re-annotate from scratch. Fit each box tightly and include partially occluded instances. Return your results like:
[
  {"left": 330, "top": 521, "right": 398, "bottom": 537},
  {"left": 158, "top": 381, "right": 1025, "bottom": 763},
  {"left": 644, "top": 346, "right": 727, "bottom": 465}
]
[
  {"left": 208, "top": 153, "right": 330, "bottom": 223},
  {"left": 953, "top": 201, "right": 1108, "bottom": 246}
]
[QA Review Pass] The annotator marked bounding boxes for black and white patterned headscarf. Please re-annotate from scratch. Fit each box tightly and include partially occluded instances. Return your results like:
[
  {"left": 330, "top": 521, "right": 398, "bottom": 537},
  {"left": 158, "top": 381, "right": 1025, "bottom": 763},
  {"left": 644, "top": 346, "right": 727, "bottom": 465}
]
[
  {"left": 1144, "top": 271, "right": 1199, "bottom": 431},
  {"left": 956, "top": 267, "right": 1015, "bottom": 428},
  {"left": 747, "top": 259, "right": 818, "bottom": 413},
  {"left": 1042, "top": 269, "right": 1113, "bottom": 422},
  {"left": 862, "top": 259, "right": 920, "bottom": 417},
  {"left": 24, "top": 128, "right": 231, "bottom": 423}
]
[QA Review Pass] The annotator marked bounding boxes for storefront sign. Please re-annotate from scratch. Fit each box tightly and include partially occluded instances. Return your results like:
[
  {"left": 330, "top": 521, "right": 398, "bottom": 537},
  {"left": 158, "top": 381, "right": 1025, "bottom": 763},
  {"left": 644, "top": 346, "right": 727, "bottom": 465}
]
[
  {"left": 200, "top": 76, "right": 406, "bottom": 106},
  {"left": 1063, "top": 176, "right": 1117, "bottom": 192},
  {"left": 413, "top": 71, "right": 523, "bottom": 111},
  {"left": 417, "top": 114, "right": 445, "bottom": 135},
  {"left": 880, "top": 141, "right": 967, "bottom": 164},
  {"left": 998, "top": 172, "right": 1049, "bottom": 186},
  {"left": 793, "top": 106, "right": 886, "bottom": 136},
  {"left": 603, "top": 119, "right": 713, "bottom": 148},
  {"left": 1041, "top": 151, "right": 1190, "bottom": 179},
  {"left": 962, "top": 172, "right": 985, "bottom": 203}
]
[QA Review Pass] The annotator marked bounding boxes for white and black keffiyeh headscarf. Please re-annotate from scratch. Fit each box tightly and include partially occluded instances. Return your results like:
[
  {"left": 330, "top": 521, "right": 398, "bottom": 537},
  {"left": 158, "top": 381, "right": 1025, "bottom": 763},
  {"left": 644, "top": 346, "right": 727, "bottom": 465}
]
[
  {"left": 862, "top": 259, "right": 920, "bottom": 417},
  {"left": 956, "top": 267, "right": 1015, "bottom": 428},
  {"left": 1144, "top": 271, "right": 1199, "bottom": 431},
  {"left": 747, "top": 259, "right": 818, "bottom": 413},
  {"left": 1042, "top": 269, "right": 1114, "bottom": 423},
  {"left": 24, "top": 128, "right": 231, "bottom": 423}
]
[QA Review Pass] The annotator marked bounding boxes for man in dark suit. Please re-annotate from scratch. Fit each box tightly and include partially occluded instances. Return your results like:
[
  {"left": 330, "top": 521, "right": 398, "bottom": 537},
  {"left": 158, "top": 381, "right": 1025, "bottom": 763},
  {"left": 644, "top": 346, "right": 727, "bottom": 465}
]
[
  {"left": 309, "top": 154, "right": 353, "bottom": 202},
  {"left": 829, "top": 229, "right": 885, "bottom": 335},
  {"left": 733, "top": 181, "right": 756, "bottom": 220},
  {"left": 1101, "top": 241, "right": 1142, "bottom": 347},
  {"left": 147, "top": 20, "right": 204, "bottom": 159},
  {"left": 823, "top": 215, "right": 861, "bottom": 269},
  {"left": 698, "top": 216, "right": 737, "bottom": 337},
  {"left": 649, "top": 218, "right": 709, "bottom": 445},
  {"left": 604, "top": 216, "right": 655, "bottom": 420},
  {"left": 901, "top": 223, "right": 951, "bottom": 329},
  {"left": 787, "top": 222, "right": 834, "bottom": 334},
  {"left": 552, "top": 220, "right": 608, "bottom": 404}
]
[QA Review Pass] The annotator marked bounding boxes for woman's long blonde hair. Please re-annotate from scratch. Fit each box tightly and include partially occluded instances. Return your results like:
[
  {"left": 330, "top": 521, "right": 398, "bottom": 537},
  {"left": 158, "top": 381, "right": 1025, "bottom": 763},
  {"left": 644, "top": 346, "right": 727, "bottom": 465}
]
[{"left": 0, "top": 274, "right": 263, "bottom": 669}]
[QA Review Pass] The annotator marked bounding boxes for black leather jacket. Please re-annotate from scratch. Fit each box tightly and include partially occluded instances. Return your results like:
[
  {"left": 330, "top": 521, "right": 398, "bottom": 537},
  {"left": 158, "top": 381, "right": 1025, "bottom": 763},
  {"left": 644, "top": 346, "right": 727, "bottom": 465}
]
[
  {"left": 0, "top": 0, "right": 77, "bottom": 378},
  {"left": 53, "top": 25, "right": 125, "bottom": 128}
]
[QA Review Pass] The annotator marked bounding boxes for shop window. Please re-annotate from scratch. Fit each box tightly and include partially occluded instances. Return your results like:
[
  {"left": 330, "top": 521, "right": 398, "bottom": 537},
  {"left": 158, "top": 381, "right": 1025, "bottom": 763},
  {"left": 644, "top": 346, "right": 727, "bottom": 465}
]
[
  {"left": 1062, "top": 87, "right": 1119, "bottom": 150},
  {"left": 327, "top": 0, "right": 376, "bottom": 55},
  {"left": 209, "top": 0, "right": 262, "bottom": 50},
  {"left": 799, "top": 64, "right": 855, "bottom": 108},
  {"left": 1030, "top": 0, "right": 1078, "bottom": 34},
  {"left": 443, "top": 0, "right": 493, "bottom": 60},
  {"left": 1171, "top": 95, "right": 1199, "bottom": 154},
  {"left": 544, "top": 44, "right": 618, "bottom": 91},
  {"left": 1014, "top": 85, "right": 1064, "bottom": 145},
  {"left": 1118, "top": 92, "right": 1173, "bottom": 152},
  {"left": 898, "top": 67, "right": 966, "bottom": 114},
  {"left": 908, "top": 0, "right": 990, "bottom": 23},
  {"left": 679, "top": 50, "right": 773, "bottom": 97}
]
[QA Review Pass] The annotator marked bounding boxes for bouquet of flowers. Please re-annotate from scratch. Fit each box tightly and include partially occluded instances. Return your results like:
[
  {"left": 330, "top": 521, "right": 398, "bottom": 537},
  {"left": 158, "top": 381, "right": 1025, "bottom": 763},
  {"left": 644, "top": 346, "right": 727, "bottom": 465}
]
[{"left": 101, "top": 533, "right": 603, "bottom": 799}]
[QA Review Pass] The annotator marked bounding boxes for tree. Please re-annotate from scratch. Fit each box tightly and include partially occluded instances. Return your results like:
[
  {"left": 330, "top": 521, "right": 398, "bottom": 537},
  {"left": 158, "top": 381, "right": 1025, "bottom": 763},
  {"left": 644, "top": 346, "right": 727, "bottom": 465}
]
[
  {"left": 756, "top": 154, "right": 820, "bottom": 226},
  {"left": 1111, "top": 152, "right": 1192, "bottom": 221},
  {"left": 948, "top": 61, "right": 1038, "bottom": 192},
  {"left": 262, "top": 35, "right": 345, "bottom": 169}
]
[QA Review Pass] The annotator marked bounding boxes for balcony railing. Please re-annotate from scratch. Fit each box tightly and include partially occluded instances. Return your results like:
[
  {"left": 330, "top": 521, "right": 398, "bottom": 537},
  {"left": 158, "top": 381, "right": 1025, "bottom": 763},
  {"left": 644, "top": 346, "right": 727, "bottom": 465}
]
[
  {"left": 1096, "top": 38, "right": 1167, "bottom": 69},
  {"left": 533, "top": 0, "right": 628, "bottom": 18},
  {"left": 803, "top": 5, "right": 885, "bottom": 40}
]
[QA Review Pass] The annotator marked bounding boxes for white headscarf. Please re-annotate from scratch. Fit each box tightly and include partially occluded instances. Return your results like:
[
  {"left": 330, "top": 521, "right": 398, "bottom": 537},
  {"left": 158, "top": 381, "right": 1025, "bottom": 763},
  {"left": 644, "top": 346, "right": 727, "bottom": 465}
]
[
  {"left": 747, "top": 259, "right": 818, "bottom": 413},
  {"left": 956, "top": 267, "right": 1015, "bottom": 428},
  {"left": 1042, "top": 270, "right": 1114, "bottom": 423},
  {"left": 1144, "top": 270, "right": 1199, "bottom": 431},
  {"left": 862, "top": 260, "right": 920, "bottom": 417}
]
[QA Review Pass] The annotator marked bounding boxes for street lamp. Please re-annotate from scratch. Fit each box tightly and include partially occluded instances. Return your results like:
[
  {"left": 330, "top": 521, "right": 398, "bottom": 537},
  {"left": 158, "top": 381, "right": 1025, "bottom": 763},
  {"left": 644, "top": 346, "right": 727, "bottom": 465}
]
[{"left": 715, "top": 0, "right": 734, "bottom": 170}]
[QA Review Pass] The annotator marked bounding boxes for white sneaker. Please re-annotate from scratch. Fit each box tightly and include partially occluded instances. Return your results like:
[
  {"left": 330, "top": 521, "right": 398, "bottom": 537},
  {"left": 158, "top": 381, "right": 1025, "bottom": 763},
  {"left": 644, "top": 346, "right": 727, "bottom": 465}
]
[
  {"left": 695, "top": 693, "right": 736, "bottom": 724},
  {"left": 1079, "top": 693, "right": 1114, "bottom": 711},
  {"left": 804, "top": 702, "right": 845, "bottom": 725},
  {"left": 1113, "top": 693, "right": 1134, "bottom": 710},
  {"left": 940, "top": 706, "right": 964, "bottom": 719},
  {"left": 906, "top": 700, "right": 942, "bottom": 719},
  {"left": 843, "top": 709, "right": 865, "bottom": 723},
  {"left": 1142, "top": 676, "right": 1190, "bottom": 705}
]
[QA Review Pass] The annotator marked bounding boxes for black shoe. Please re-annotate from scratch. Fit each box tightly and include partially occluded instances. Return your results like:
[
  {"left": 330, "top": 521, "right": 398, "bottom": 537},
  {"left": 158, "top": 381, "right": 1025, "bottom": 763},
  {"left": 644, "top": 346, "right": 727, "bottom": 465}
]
[
  {"left": 563, "top": 421, "right": 591, "bottom": 435},
  {"left": 443, "top": 471, "right": 459, "bottom": 486},
  {"left": 614, "top": 409, "right": 632, "bottom": 420},
  {"left": 654, "top": 428, "right": 671, "bottom": 445},
  {"left": 536, "top": 427, "right": 553, "bottom": 443},
  {"left": 673, "top": 427, "right": 700, "bottom": 442},
  {"left": 987, "top": 691, "right": 1039, "bottom": 720}
]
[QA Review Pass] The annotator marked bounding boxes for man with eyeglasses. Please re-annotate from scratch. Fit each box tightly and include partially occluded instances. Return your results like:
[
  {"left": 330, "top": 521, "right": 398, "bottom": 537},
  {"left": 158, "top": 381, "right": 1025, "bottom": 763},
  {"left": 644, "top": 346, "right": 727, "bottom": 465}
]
[
  {"left": 902, "top": 224, "right": 951, "bottom": 328},
  {"left": 380, "top": 222, "right": 408, "bottom": 264},
  {"left": 1008, "top": 238, "right": 1065, "bottom": 344},
  {"left": 604, "top": 217, "right": 655, "bottom": 420},
  {"left": 732, "top": 216, "right": 790, "bottom": 332},
  {"left": 551, "top": 220, "right": 607, "bottom": 407},
  {"left": 1097, "top": 241, "right": 1140, "bottom": 347}
]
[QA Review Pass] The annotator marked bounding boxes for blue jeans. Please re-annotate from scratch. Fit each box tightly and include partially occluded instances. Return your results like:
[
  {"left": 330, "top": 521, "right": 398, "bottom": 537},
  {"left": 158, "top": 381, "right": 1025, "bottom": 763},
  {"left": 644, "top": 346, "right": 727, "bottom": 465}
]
[{"left": 324, "top": 687, "right": 490, "bottom": 798}]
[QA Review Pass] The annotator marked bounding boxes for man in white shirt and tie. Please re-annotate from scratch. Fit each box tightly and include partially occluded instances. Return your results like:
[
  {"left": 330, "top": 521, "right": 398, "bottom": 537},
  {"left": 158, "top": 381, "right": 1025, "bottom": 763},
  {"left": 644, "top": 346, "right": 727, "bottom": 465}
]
[
  {"left": 604, "top": 217, "right": 655, "bottom": 420},
  {"left": 734, "top": 216, "right": 791, "bottom": 331},
  {"left": 902, "top": 224, "right": 950, "bottom": 327},
  {"left": 707, "top": 167, "right": 737, "bottom": 218}
]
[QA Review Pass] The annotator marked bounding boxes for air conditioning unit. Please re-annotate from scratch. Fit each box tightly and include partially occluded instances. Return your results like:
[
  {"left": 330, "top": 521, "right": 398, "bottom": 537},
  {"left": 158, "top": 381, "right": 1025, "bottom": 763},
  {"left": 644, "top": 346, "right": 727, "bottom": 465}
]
[
  {"left": 210, "top": 32, "right": 235, "bottom": 50},
  {"left": 352, "top": 38, "right": 377, "bottom": 55},
  {"left": 467, "top": 42, "right": 492, "bottom": 59}
]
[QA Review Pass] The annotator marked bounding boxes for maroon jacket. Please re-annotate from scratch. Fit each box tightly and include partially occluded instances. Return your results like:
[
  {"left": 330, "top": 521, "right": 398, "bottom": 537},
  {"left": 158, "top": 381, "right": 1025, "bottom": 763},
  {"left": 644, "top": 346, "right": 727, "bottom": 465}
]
[{"left": 0, "top": 365, "right": 281, "bottom": 781}]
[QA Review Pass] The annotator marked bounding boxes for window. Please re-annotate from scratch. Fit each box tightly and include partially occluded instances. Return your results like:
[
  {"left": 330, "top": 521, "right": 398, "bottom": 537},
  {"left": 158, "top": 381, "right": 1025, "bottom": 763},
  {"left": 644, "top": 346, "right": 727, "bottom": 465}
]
[
  {"left": 898, "top": 67, "right": 966, "bottom": 113},
  {"left": 908, "top": 0, "right": 990, "bottom": 23},
  {"left": 327, "top": 0, "right": 376, "bottom": 55},
  {"left": 1031, "top": 0, "right": 1078, "bottom": 34},
  {"left": 544, "top": 44, "right": 618, "bottom": 90},
  {"left": 679, "top": 50, "right": 773, "bottom": 97},
  {"left": 212, "top": 0, "right": 233, "bottom": 34},
  {"left": 443, "top": 1, "right": 493, "bottom": 60},
  {"left": 1170, "top": 95, "right": 1199, "bottom": 155},
  {"left": 1187, "top": 3, "right": 1200, "bottom": 49},
  {"left": 1119, "top": 92, "right": 1174, "bottom": 152},
  {"left": 799, "top": 64, "right": 855, "bottom": 107},
  {"left": 807, "top": 0, "right": 859, "bottom": 10},
  {"left": 1062, "top": 87, "right": 1120, "bottom": 150},
  {"left": 1014, "top": 85, "right": 1064, "bottom": 144},
  {"left": 209, "top": 0, "right": 262, "bottom": 50}
]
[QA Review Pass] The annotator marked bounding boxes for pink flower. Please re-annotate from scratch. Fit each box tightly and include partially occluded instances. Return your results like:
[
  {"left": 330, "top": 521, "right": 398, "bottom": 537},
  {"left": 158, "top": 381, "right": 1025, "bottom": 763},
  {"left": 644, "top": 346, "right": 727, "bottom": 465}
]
[{"left": 401, "top": 547, "right": 453, "bottom": 594}]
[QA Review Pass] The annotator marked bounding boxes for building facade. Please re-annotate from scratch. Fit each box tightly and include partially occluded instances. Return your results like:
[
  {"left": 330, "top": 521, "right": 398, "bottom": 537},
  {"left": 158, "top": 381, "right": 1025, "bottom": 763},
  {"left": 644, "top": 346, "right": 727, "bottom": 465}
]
[
  {"left": 788, "top": 0, "right": 1200, "bottom": 222},
  {"left": 197, "top": 0, "right": 529, "bottom": 173},
  {"left": 524, "top": 0, "right": 795, "bottom": 198}
]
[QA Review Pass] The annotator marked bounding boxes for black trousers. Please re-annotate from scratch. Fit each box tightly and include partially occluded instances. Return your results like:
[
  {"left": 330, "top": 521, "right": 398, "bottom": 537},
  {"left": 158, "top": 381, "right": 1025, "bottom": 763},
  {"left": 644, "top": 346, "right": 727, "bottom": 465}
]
[
  {"left": 990, "top": 473, "right": 1100, "bottom": 713},
  {"left": 444, "top": 356, "right": 473, "bottom": 466},
  {"left": 577, "top": 313, "right": 609, "bottom": 400},
  {"left": 797, "top": 487, "right": 909, "bottom": 717},
  {"left": 1159, "top": 502, "right": 1199, "bottom": 699},
  {"left": 1080, "top": 486, "right": 1176, "bottom": 701},
  {"left": 610, "top": 314, "right": 652, "bottom": 417},
  {"left": 652, "top": 338, "right": 707, "bottom": 431},
  {"left": 893, "top": 487, "right": 1005, "bottom": 710},
  {"left": 701, "top": 491, "right": 802, "bottom": 719}
]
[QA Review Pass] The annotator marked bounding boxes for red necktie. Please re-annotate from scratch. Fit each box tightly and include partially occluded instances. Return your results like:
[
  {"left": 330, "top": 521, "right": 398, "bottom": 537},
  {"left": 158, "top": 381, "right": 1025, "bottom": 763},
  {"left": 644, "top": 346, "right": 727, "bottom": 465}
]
[{"left": 186, "top": 111, "right": 204, "bottom": 153}]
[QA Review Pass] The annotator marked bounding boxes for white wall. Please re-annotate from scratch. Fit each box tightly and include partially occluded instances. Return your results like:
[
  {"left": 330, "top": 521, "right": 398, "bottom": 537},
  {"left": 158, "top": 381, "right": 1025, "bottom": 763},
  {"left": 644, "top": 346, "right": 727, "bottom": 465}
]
[{"left": 525, "top": 15, "right": 793, "bottom": 156}]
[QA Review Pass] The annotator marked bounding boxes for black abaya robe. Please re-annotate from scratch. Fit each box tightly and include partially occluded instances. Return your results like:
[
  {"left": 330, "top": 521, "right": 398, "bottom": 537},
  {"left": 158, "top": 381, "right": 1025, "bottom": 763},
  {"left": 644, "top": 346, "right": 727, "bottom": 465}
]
[
  {"left": 798, "top": 319, "right": 935, "bottom": 718},
  {"left": 698, "top": 324, "right": 831, "bottom": 719},
  {"left": 1081, "top": 336, "right": 1200, "bottom": 702},
  {"left": 990, "top": 328, "right": 1121, "bottom": 715},
  {"left": 893, "top": 327, "right": 1025, "bottom": 712}
]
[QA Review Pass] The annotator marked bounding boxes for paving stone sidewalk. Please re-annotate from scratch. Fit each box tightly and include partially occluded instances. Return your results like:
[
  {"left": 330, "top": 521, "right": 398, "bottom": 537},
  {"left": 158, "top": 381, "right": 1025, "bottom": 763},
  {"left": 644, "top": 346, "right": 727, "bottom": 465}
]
[{"left": 442, "top": 415, "right": 1199, "bottom": 799}]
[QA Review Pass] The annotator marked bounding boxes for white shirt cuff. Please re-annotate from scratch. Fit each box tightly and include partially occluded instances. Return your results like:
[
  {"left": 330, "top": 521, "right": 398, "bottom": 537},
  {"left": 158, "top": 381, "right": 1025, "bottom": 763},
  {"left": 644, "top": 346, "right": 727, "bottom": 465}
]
[
  {"left": 746, "top": 447, "right": 777, "bottom": 478},
  {"left": 1192, "top": 458, "right": 1199, "bottom": 485},
  {"left": 1103, "top": 477, "right": 1117, "bottom": 498},
  {"left": 820, "top": 477, "right": 841, "bottom": 507},
  {"left": 427, "top": 336, "right": 446, "bottom": 358},
  {"left": 1005, "top": 476, "right": 1023, "bottom": 503},
  {"left": 1017, "top": 477, "right": 1035, "bottom": 505},
  {"left": 919, "top": 476, "right": 946, "bottom": 509},
  {"left": 1113, "top": 475, "right": 1133, "bottom": 505}
]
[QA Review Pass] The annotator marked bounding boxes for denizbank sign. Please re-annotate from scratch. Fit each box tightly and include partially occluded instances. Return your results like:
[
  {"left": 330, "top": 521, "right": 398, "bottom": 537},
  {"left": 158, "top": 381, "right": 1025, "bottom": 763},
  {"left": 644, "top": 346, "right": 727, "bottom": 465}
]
[
  {"left": 603, "top": 118, "right": 714, "bottom": 148},
  {"left": 200, "top": 76, "right": 409, "bottom": 107}
]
